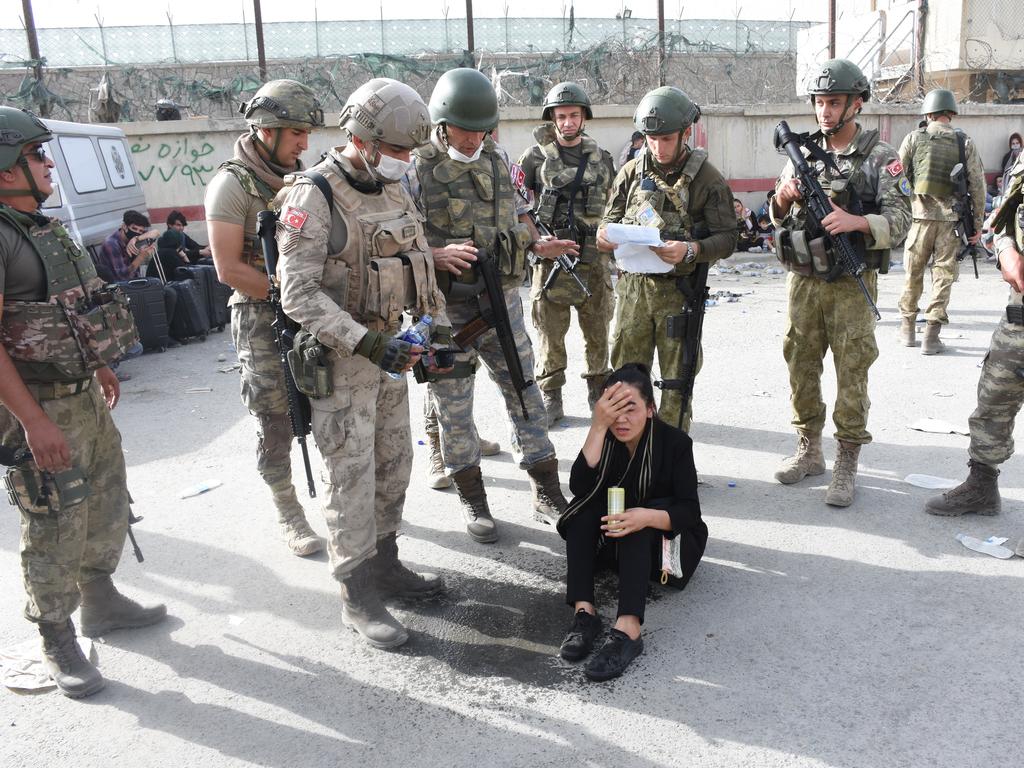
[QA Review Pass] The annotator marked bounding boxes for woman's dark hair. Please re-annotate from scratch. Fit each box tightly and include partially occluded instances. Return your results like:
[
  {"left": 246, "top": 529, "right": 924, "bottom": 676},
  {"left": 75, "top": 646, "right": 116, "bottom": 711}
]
[
  {"left": 602, "top": 363, "right": 656, "bottom": 408},
  {"left": 166, "top": 210, "right": 187, "bottom": 227}
]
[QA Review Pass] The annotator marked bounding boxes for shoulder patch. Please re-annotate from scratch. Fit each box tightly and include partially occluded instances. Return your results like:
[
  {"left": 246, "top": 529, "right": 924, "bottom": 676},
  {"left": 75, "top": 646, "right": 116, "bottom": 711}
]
[
  {"left": 509, "top": 163, "right": 526, "bottom": 190},
  {"left": 899, "top": 177, "right": 913, "bottom": 196},
  {"left": 886, "top": 159, "right": 904, "bottom": 177},
  {"left": 282, "top": 206, "right": 309, "bottom": 229}
]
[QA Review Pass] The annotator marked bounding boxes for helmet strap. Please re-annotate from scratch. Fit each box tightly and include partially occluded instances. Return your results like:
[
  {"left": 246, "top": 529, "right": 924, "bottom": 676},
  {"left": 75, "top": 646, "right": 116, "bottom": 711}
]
[
  {"left": 251, "top": 126, "right": 285, "bottom": 166},
  {"left": 823, "top": 94, "right": 857, "bottom": 137},
  {"left": 14, "top": 154, "right": 47, "bottom": 204}
]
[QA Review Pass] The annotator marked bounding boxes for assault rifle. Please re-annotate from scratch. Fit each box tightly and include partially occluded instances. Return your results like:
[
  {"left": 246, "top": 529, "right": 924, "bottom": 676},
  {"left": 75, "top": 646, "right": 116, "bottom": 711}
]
[
  {"left": 774, "top": 121, "right": 881, "bottom": 320},
  {"left": 951, "top": 157, "right": 985, "bottom": 279},
  {"left": 257, "top": 209, "right": 316, "bottom": 498},
  {"left": 450, "top": 248, "right": 534, "bottom": 420}
]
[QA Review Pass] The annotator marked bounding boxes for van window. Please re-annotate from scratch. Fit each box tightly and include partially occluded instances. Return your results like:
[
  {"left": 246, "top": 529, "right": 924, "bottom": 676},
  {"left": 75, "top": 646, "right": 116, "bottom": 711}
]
[
  {"left": 41, "top": 142, "right": 63, "bottom": 210},
  {"left": 98, "top": 138, "right": 135, "bottom": 189},
  {"left": 58, "top": 136, "right": 107, "bottom": 194}
]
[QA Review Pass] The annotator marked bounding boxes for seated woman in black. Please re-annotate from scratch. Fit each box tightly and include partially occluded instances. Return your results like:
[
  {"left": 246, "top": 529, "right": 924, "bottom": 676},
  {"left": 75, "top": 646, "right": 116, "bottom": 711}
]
[{"left": 556, "top": 364, "right": 707, "bottom": 681}]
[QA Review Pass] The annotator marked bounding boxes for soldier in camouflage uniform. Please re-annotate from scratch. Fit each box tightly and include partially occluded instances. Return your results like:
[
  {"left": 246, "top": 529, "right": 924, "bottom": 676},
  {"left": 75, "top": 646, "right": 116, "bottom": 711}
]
[
  {"left": 0, "top": 107, "right": 165, "bottom": 698},
  {"left": 926, "top": 152, "right": 1024, "bottom": 523},
  {"left": 597, "top": 87, "right": 737, "bottom": 432},
  {"left": 770, "top": 59, "right": 912, "bottom": 507},
  {"left": 205, "top": 80, "right": 326, "bottom": 557},
  {"left": 409, "top": 67, "right": 575, "bottom": 543},
  {"left": 517, "top": 82, "right": 616, "bottom": 424},
  {"left": 275, "top": 79, "right": 448, "bottom": 650},
  {"left": 897, "top": 89, "right": 986, "bottom": 354}
]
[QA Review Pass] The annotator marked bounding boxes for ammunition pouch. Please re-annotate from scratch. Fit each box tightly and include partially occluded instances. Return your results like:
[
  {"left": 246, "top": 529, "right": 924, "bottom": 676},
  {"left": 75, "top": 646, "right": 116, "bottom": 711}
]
[
  {"left": 496, "top": 223, "right": 532, "bottom": 277},
  {"left": 775, "top": 228, "right": 888, "bottom": 279},
  {"left": 5, "top": 464, "right": 90, "bottom": 516},
  {"left": 414, "top": 356, "right": 477, "bottom": 383},
  {"left": 287, "top": 330, "right": 333, "bottom": 399}
]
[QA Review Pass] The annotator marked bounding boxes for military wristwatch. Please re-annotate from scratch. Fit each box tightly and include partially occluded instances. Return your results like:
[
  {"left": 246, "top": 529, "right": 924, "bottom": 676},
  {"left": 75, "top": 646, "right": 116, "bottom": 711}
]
[{"left": 684, "top": 241, "right": 697, "bottom": 264}]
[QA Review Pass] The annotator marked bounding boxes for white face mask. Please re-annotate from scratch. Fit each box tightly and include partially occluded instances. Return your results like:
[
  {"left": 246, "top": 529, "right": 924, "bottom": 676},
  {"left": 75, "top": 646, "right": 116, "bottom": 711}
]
[
  {"left": 447, "top": 144, "right": 483, "bottom": 163},
  {"left": 375, "top": 153, "right": 412, "bottom": 183}
]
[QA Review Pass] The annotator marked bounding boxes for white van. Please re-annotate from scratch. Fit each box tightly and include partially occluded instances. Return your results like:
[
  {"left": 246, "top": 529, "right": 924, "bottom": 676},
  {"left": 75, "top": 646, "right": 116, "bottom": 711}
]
[{"left": 40, "top": 118, "right": 149, "bottom": 255}]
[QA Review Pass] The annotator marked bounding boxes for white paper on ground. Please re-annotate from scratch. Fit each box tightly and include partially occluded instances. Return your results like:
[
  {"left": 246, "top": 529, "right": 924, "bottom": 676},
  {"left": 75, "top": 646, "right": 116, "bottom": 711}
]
[
  {"left": 955, "top": 533, "right": 1015, "bottom": 559},
  {"left": 908, "top": 418, "right": 970, "bottom": 436},
  {"left": 2, "top": 636, "right": 96, "bottom": 691},
  {"left": 904, "top": 474, "right": 959, "bottom": 489}
]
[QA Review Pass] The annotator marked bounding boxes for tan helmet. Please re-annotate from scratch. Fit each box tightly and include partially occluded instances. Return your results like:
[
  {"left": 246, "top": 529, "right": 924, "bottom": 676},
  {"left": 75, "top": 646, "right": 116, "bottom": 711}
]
[
  {"left": 340, "top": 78, "right": 431, "bottom": 149},
  {"left": 240, "top": 80, "right": 325, "bottom": 130}
]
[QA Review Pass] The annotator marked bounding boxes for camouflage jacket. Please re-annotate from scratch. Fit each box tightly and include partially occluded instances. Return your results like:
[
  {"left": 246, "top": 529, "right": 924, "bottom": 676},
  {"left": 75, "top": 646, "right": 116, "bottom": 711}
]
[{"left": 898, "top": 121, "right": 986, "bottom": 226}]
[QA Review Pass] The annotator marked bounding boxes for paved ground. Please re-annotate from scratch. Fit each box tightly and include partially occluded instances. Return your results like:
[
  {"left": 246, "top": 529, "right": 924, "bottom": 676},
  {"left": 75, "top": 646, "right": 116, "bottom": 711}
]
[{"left": 2, "top": 255, "right": 1022, "bottom": 768}]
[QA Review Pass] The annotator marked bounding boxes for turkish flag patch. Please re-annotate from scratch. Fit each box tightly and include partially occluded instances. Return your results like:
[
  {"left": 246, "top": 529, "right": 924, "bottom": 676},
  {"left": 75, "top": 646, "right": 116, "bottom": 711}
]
[
  {"left": 885, "top": 159, "right": 904, "bottom": 177},
  {"left": 509, "top": 163, "right": 526, "bottom": 190},
  {"left": 282, "top": 206, "right": 309, "bottom": 229}
]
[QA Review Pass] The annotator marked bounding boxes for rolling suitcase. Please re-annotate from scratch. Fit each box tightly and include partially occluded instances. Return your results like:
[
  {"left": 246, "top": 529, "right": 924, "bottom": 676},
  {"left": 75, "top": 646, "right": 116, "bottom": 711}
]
[
  {"left": 167, "top": 278, "right": 210, "bottom": 342},
  {"left": 176, "top": 264, "right": 230, "bottom": 332},
  {"left": 119, "top": 277, "right": 169, "bottom": 352}
]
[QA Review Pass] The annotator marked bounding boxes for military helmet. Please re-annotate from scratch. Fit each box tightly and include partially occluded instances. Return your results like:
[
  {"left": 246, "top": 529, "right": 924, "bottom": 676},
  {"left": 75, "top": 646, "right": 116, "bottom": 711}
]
[
  {"left": 428, "top": 68, "right": 499, "bottom": 132},
  {"left": 340, "top": 78, "right": 431, "bottom": 149},
  {"left": 806, "top": 58, "right": 871, "bottom": 101},
  {"left": 633, "top": 87, "right": 701, "bottom": 135},
  {"left": 240, "top": 80, "right": 325, "bottom": 130},
  {"left": 921, "top": 88, "right": 958, "bottom": 116},
  {"left": 0, "top": 107, "right": 51, "bottom": 172},
  {"left": 542, "top": 82, "right": 593, "bottom": 121}
]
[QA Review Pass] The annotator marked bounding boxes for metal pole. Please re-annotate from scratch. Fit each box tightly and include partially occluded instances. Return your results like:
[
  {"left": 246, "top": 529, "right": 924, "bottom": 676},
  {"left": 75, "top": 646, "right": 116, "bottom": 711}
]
[
  {"left": 252, "top": 0, "right": 268, "bottom": 81},
  {"left": 167, "top": 12, "right": 178, "bottom": 63},
  {"left": 828, "top": 0, "right": 836, "bottom": 58},
  {"left": 20, "top": 0, "right": 47, "bottom": 117},
  {"left": 657, "top": 0, "right": 665, "bottom": 86},
  {"left": 465, "top": 0, "right": 475, "bottom": 52},
  {"left": 380, "top": 2, "right": 386, "bottom": 54},
  {"left": 242, "top": 2, "right": 250, "bottom": 62},
  {"left": 314, "top": 0, "right": 320, "bottom": 59},
  {"left": 914, "top": 0, "right": 928, "bottom": 97}
]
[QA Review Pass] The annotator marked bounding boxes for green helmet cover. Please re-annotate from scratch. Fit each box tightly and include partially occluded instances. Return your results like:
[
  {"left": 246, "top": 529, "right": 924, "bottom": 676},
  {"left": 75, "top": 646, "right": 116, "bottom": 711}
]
[
  {"left": 806, "top": 58, "right": 871, "bottom": 101},
  {"left": 0, "top": 107, "right": 51, "bottom": 172},
  {"left": 633, "top": 87, "right": 701, "bottom": 135},
  {"left": 428, "top": 68, "right": 498, "bottom": 132},
  {"left": 921, "top": 88, "right": 958, "bottom": 116},
  {"left": 542, "top": 82, "right": 593, "bottom": 121},
  {"left": 240, "top": 80, "right": 325, "bottom": 130}
]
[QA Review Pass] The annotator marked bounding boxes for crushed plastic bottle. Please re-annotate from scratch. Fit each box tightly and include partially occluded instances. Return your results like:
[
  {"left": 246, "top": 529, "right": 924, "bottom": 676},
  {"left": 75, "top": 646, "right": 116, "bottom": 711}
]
[{"left": 386, "top": 315, "right": 432, "bottom": 380}]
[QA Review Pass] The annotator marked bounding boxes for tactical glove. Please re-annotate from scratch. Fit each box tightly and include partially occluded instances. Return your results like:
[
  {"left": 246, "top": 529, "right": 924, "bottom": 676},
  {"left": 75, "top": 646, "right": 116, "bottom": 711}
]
[{"left": 355, "top": 330, "right": 413, "bottom": 374}]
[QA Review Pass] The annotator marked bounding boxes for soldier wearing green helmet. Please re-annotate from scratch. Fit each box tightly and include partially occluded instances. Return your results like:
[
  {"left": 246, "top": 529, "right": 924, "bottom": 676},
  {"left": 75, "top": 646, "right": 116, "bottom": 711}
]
[
  {"left": 409, "top": 67, "right": 575, "bottom": 544},
  {"left": 896, "top": 88, "right": 985, "bottom": 354},
  {"left": 204, "top": 79, "right": 326, "bottom": 559},
  {"left": 770, "top": 58, "right": 912, "bottom": 507},
  {"left": 596, "top": 85, "right": 737, "bottom": 431},
  {"left": 517, "top": 81, "right": 616, "bottom": 423},
  {"left": 1, "top": 107, "right": 166, "bottom": 698}
]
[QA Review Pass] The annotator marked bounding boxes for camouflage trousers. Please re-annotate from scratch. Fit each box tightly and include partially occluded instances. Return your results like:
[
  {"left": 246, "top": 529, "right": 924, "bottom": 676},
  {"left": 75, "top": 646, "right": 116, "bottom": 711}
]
[
  {"left": 428, "top": 284, "right": 554, "bottom": 473},
  {"left": 1, "top": 381, "right": 129, "bottom": 624},
  {"left": 968, "top": 314, "right": 1024, "bottom": 466},
  {"left": 898, "top": 218, "right": 960, "bottom": 324},
  {"left": 231, "top": 302, "right": 297, "bottom": 512},
  {"left": 609, "top": 273, "right": 703, "bottom": 432},
  {"left": 311, "top": 352, "right": 412, "bottom": 579},
  {"left": 783, "top": 270, "right": 879, "bottom": 444},
  {"left": 529, "top": 259, "right": 613, "bottom": 392}
]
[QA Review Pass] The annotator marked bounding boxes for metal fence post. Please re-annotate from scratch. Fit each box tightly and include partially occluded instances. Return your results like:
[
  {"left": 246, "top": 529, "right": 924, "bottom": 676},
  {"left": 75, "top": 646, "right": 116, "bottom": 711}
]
[{"left": 20, "top": 0, "right": 48, "bottom": 117}]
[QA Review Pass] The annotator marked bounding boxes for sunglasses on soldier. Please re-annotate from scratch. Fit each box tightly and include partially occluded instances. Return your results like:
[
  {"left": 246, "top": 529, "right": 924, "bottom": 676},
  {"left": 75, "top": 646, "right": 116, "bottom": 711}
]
[{"left": 22, "top": 145, "right": 47, "bottom": 163}]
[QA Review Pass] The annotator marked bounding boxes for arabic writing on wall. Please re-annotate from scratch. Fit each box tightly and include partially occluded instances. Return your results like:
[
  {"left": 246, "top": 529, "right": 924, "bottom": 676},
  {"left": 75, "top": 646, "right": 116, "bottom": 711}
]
[{"left": 130, "top": 137, "right": 217, "bottom": 187}]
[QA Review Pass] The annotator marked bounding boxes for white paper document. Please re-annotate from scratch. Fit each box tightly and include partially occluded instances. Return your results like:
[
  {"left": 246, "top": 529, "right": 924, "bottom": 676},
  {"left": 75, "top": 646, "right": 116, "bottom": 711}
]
[{"left": 605, "top": 223, "right": 673, "bottom": 274}]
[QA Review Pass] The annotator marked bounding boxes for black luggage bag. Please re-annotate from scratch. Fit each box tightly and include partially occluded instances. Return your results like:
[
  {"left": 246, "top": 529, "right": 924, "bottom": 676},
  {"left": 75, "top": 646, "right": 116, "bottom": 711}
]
[
  {"left": 119, "top": 277, "right": 170, "bottom": 352},
  {"left": 167, "top": 278, "right": 210, "bottom": 342},
  {"left": 176, "top": 265, "right": 231, "bottom": 332}
]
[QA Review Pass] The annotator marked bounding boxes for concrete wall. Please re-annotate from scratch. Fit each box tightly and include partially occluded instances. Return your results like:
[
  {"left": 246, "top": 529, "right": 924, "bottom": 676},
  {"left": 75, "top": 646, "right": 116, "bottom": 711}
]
[{"left": 128, "top": 103, "right": 1024, "bottom": 243}]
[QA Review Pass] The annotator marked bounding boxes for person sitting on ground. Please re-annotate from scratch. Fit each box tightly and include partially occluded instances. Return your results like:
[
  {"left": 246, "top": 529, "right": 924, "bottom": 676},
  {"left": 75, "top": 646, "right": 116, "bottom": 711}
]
[
  {"left": 96, "top": 210, "right": 161, "bottom": 282},
  {"left": 756, "top": 213, "right": 774, "bottom": 251},
  {"left": 556, "top": 363, "right": 708, "bottom": 681},
  {"left": 734, "top": 198, "right": 762, "bottom": 251},
  {"left": 158, "top": 210, "right": 211, "bottom": 263}
]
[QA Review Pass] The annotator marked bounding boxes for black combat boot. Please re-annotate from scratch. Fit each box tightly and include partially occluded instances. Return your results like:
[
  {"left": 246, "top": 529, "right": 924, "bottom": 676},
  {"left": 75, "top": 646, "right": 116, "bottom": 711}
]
[
  {"left": 371, "top": 532, "right": 445, "bottom": 599},
  {"left": 340, "top": 560, "right": 409, "bottom": 649},
  {"left": 527, "top": 457, "right": 568, "bottom": 525},
  {"left": 451, "top": 465, "right": 499, "bottom": 543},
  {"left": 38, "top": 619, "right": 104, "bottom": 698},
  {"left": 79, "top": 575, "right": 167, "bottom": 638}
]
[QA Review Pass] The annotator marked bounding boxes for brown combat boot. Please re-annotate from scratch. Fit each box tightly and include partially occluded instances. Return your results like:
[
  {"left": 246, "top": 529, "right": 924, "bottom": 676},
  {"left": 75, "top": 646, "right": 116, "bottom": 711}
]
[
  {"left": 426, "top": 430, "right": 452, "bottom": 490},
  {"left": 542, "top": 389, "right": 564, "bottom": 426},
  {"left": 371, "top": 532, "right": 446, "bottom": 599},
  {"left": 273, "top": 487, "right": 324, "bottom": 557},
  {"left": 587, "top": 377, "right": 606, "bottom": 411},
  {"left": 340, "top": 560, "right": 408, "bottom": 649},
  {"left": 825, "top": 440, "right": 861, "bottom": 507},
  {"left": 925, "top": 460, "right": 1001, "bottom": 516},
  {"left": 79, "top": 576, "right": 167, "bottom": 638},
  {"left": 921, "top": 321, "right": 945, "bottom": 355},
  {"left": 774, "top": 432, "right": 826, "bottom": 484},
  {"left": 897, "top": 317, "right": 916, "bottom": 347},
  {"left": 527, "top": 457, "right": 568, "bottom": 525},
  {"left": 451, "top": 465, "right": 499, "bottom": 543},
  {"left": 479, "top": 437, "right": 501, "bottom": 456},
  {"left": 38, "top": 619, "right": 104, "bottom": 699}
]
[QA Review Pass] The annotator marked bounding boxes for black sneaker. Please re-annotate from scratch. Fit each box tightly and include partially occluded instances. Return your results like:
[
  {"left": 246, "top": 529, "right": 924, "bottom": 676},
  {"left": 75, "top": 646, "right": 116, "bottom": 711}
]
[
  {"left": 559, "top": 609, "right": 602, "bottom": 662},
  {"left": 584, "top": 628, "right": 644, "bottom": 681}
]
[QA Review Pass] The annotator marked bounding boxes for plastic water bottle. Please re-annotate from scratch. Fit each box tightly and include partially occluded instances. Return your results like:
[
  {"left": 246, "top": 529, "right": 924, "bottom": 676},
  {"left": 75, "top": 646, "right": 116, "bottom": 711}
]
[{"left": 386, "top": 315, "right": 432, "bottom": 379}]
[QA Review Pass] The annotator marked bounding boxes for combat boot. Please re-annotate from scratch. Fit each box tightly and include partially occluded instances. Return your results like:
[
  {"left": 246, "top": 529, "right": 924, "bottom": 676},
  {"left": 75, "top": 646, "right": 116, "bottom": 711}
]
[
  {"left": 774, "top": 432, "right": 826, "bottom": 484},
  {"left": 527, "top": 457, "right": 568, "bottom": 525},
  {"left": 273, "top": 487, "right": 324, "bottom": 556},
  {"left": 897, "top": 317, "right": 916, "bottom": 347},
  {"left": 38, "top": 619, "right": 104, "bottom": 699},
  {"left": 587, "top": 378, "right": 605, "bottom": 411},
  {"left": 543, "top": 389, "right": 564, "bottom": 426},
  {"left": 451, "top": 465, "right": 499, "bottom": 543},
  {"left": 426, "top": 430, "right": 452, "bottom": 490},
  {"left": 825, "top": 440, "right": 861, "bottom": 507},
  {"left": 340, "top": 559, "right": 408, "bottom": 649},
  {"left": 79, "top": 575, "right": 167, "bottom": 638},
  {"left": 371, "top": 532, "right": 446, "bottom": 599},
  {"left": 479, "top": 437, "right": 501, "bottom": 456},
  {"left": 925, "top": 460, "right": 1001, "bottom": 516},
  {"left": 922, "top": 321, "right": 945, "bottom": 355}
]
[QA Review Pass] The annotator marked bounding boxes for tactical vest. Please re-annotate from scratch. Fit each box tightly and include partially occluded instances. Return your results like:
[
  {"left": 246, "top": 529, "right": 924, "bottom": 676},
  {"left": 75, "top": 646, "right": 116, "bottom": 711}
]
[
  {"left": 910, "top": 126, "right": 960, "bottom": 197},
  {"left": 991, "top": 155, "right": 1024, "bottom": 241},
  {"left": 218, "top": 159, "right": 275, "bottom": 273},
  {"left": 620, "top": 147, "right": 706, "bottom": 278},
  {"left": 0, "top": 207, "right": 138, "bottom": 383},
  {"left": 777, "top": 128, "right": 887, "bottom": 278},
  {"left": 282, "top": 156, "right": 441, "bottom": 333},
  {"left": 533, "top": 126, "right": 611, "bottom": 265},
  {"left": 414, "top": 137, "right": 532, "bottom": 295}
]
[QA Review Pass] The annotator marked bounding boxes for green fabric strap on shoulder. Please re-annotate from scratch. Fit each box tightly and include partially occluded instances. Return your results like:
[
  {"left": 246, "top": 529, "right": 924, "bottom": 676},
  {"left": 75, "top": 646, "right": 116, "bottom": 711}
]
[{"left": 221, "top": 160, "right": 277, "bottom": 204}]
